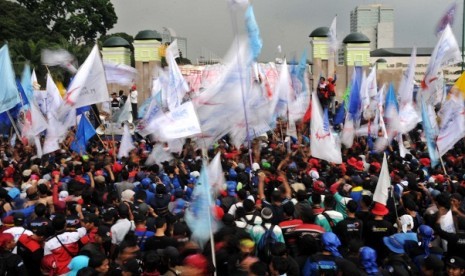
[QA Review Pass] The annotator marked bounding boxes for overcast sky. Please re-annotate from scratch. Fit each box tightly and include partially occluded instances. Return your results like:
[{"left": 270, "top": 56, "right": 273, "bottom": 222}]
[{"left": 110, "top": 0, "right": 461, "bottom": 62}]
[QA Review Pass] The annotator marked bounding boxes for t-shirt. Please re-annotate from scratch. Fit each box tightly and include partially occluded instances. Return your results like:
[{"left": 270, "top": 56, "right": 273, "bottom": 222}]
[{"left": 334, "top": 217, "right": 363, "bottom": 246}]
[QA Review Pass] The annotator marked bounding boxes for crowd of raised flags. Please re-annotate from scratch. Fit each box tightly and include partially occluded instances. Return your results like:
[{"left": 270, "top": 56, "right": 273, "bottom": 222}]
[{"left": 0, "top": 0, "right": 465, "bottom": 275}]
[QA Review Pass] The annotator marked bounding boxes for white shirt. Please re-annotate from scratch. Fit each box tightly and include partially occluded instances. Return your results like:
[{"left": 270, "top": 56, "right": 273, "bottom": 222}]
[
  {"left": 111, "top": 218, "right": 135, "bottom": 245},
  {"left": 4, "top": 226, "right": 33, "bottom": 253},
  {"left": 130, "top": 90, "right": 138, "bottom": 104}
]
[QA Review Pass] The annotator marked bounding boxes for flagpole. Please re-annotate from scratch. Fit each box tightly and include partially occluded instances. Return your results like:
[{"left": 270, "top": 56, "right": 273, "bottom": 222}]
[
  {"left": 6, "top": 111, "right": 21, "bottom": 142},
  {"left": 201, "top": 147, "right": 217, "bottom": 276},
  {"left": 462, "top": 0, "right": 464, "bottom": 72}
]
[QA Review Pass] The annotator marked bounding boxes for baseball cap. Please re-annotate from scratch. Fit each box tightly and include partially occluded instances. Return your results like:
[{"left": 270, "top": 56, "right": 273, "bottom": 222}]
[
  {"left": 261, "top": 207, "right": 273, "bottom": 220},
  {"left": 13, "top": 212, "right": 25, "bottom": 224},
  {"left": 446, "top": 256, "right": 465, "bottom": 269},
  {"left": 121, "top": 189, "right": 135, "bottom": 202}
]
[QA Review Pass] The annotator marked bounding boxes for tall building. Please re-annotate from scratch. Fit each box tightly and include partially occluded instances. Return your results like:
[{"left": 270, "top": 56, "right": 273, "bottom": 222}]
[{"left": 350, "top": 4, "right": 394, "bottom": 50}]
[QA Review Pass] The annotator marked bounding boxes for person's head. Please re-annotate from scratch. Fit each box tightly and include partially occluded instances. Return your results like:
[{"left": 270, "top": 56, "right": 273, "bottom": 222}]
[
  {"left": 446, "top": 256, "right": 465, "bottom": 276},
  {"left": 155, "top": 217, "right": 167, "bottom": 232},
  {"left": 249, "top": 261, "right": 268, "bottom": 276},
  {"left": 239, "top": 238, "right": 255, "bottom": 256},
  {"left": 359, "top": 247, "right": 379, "bottom": 275},
  {"left": 182, "top": 254, "right": 209, "bottom": 275},
  {"left": 346, "top": 200, "right": 358, "bottom": 215},
  {"left": 121, "top": 258, "right": 143, "bottom": 276},
  {"left": 112, "top": 92, "right": 117, "bottom": 99},
  {"left": 269, "top": 256, "right": 289, "bottom": 276},
  {"left": 319, "top": 76, "right": 325, "bottom": 83},
  {"left": 134, "top": 213, "right": 146, "bottom": 227},
  {"left": 0, "top": 233, "right": 15, "bottom": 251},
  {"left": 88, "top": 252, "right": 109, "bottom": 274},
  {"left": 418, "top": 225, "right": 434, "bottom": 256},
  {"left": 261, "top": 207, "right": 273, "bottom": 223},
  {"left": 34, "top": 203, "right": 47, "bottom": 217},
  {"left": 360, "top": 195, "right": 373, "bottom": 209},
  {"left": 397, "top": 214, "right": 414, "bottom": 233},
  {"left": 323, "top": 194, "right": 336, "bottom": 210},
  {"left": 95, "top": 225, "right": 111, "bottom": 245},
  {"left": 321, "top": 232, "right": 342, "bottom": 257},
  {"left": 82, "top": 213, "right": 99, "bottom": 231},
  {"left": 118, "top": 203, "right": 130, "bottom": 219},
  {"left": 283, "top": 202, "right": 295, "bottom": 219},
  {"left": 13, "top": 212, "right": 25, "bottom": 227},
  {"left": 420, "top": 255, "right": 444, "bottom": 276},
  {"left": 52, "top": 213, "right": 67, "bottom": 232},
  {"left": 118, "top": 234, "right": 140, "bottom": 263}
]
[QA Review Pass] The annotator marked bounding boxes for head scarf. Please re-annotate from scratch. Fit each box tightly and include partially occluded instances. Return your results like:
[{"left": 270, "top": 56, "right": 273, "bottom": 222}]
[
  {"left": 360, "top": 247, "right": 379, "bottom": 275},
  {"left": 418, "top": 225, "right": 433, "bottom": 257},
  {"left": 322, "top": 232, "right": 342, "bottom": 257}
]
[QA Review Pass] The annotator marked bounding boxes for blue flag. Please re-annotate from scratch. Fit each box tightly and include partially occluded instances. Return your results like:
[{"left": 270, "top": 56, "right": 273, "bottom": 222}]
[
  {"left": 21, "top": 64, "right": 34, "bottom": 102},
  {"left": 333, "top": 101, "right": 346, "bottom": 125},
  {"left": 0, "top": 45, "right": 21, "bottom": 114},
  {"left": 70, "top": 116, "right": 96, "bottom": 153},
  {"left": 348, "top": 67, "right": 362, "bottom": 120},
  {"left": 245, "top": 5, "right": 262, "bottom": 60},
  {"left": 385, "top": 83, "right": 399, "bottom": 112},
  {"left": 76, "top": 105, "right": 91, "bottom": 115},
  {"left": 421, "top": 99, "right": 439, "bottom": 168},
  {"left": 185, "top": 162, "right": 217, "bottom": 247},
  {"left": 16, "top": 79, "right": 30, "bottom": 108}
]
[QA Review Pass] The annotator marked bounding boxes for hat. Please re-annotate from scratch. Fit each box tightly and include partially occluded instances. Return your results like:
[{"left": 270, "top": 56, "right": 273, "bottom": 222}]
[
  {"left": 347, "top": 157, "right": 358, "bottom": 167},
  {"left": 157, "top": 246, "right": 180, "bottom": 259},
  {"left": 94, "top": 175, "right": 105, "bottom": 184},
  {"left": 419, "top": 158, "right": 431, "bottom": 167},
  {"left": 140, "top": 139, "right": 146, "bottom": 143},
  {"left": 137, "top": 203, "right": 149, "bottom": 215},
  {"left": 0, "top": 233, "right": 13, "bottom": 248},
  {"left": 82, "top": 213, "right": 99, "bottom": 225},
  {"left": 309, "top": 170, "right": 320, "bottom": 180},
  {"left": 321, "top": 232, "right": 342, "bottom": 257},
  {"left": 2, "top": 216, "right": 13, "bottom": 227},
  {"left": 383, "top": 233, "right": 418, "bottom": 254},
  {"left": 7, "top": 188, "right": 20, "bottom": 200},
  {"left": 395, "top": 214, "right": 414, "bottom": 233},
  {"left": 121, "top": 189, "right": 135, "bottom": 201},
  {"left": 370, "top": 162, "right": 381, "bottom": 172},
  {"left": 134, "top": 213, "right": 146, "bottom": 224},
  {"left": 313, "top": 180, "right": 326, "bottom": 194},
  {"left": 252, "top": 163, "right": 260, "bottom": 171},
  {"left": 22, "top": 169, "right": 32, "bottom": 177},
  {"left": 190, "top": 171, "right": 200, "bottom": 178},
  {"left": 371, "top": 202, "right": 389, "bottom": 216},
  {"left": 141, "top": 177, "right": 152, "bottom": 188},
  {"left": 359, "top": 247, "right": 378, "bottom": 275},
  {"left": 261, "top": 207, "right": 273, "bottom": 220},
  {"left": 183, "top": 254, "right": 208, "bottom": 273},
  {"left": 96, "top": 225, "right": 111, "bottom": 241},
  {"left": 355, "top": 161, "right": 365, "bottom": 171},
  {"left": 68, "top": 255, "right": 90, "bottom": 276},
  {"left": 446, "top": 256, "right": 465, "bottom": 269},
  {"left": 59, "top": 191, "right": 69, "bottom": 201},
  {"left": 13, "top": 212, "right": 25, "bottom": 224}
]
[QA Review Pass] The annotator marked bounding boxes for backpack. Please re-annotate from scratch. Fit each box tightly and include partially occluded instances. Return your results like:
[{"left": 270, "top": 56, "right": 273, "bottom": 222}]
[
  {"left": 302, "top": 255, "right": 338, "bottom": 276},
  {"left": 256, "top": 224, "right": 278, "bottom": 263}
]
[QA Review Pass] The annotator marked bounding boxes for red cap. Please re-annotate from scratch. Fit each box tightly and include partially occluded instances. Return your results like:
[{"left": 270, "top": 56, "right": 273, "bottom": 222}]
[
  {"left": 183, "top": 254, "right": 208, "bottom": 273},
  {"left": 313, "top": 180, "right": 326, "bottom": 194},
  {"left": 347, "top": 157, "right": 358, "bottom": 167},
  {"left": 355, "top": 161, "right": 364, "bottom": 171},
  {"left": 0, "top": 233, "right": 13, "bottom": 248},
  {"left": 371, "top": 202, "right": 389, "bottom": 216},
  {"left": 419, "top": 158, "right": 431, "bottom": 167}
]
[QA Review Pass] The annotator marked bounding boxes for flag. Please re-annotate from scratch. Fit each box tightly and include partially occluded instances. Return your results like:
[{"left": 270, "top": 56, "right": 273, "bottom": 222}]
[
  {"left": 145, "top": 143, "right": 173, "bottom": 166},
  {"left": 421, "top": 98, "right": 439, "bottom": 167},
  {"left": 437, "top": 94, "right": 465, "bottom": 156},
  {"left": 31, "top": 69, "right": 40, "bottom": 90},
  {"left": 333, "top": 101, "right": 345, "bottom": 125},
  {"left": 269, "top": 60, "right": 292, "bottom": 120},
  {"left": 103, "top": 62, "right": 137, "bottom": 86},
  {"left": 117, "top": 124, "right": 135, "bottom": 159},
  {"left": 112, "top": 97, "right": 132, "bottom": 124},
  {"left": 373, "top": 153, "right": 391, "bottom": 205},
  {"left": 165, "top": 39, "right": 189, "bottom": 111},
  {"left": 29, "top": 101, "right": 48, "bottom": 135},
  {"left": 384, "top": 83, "right": 400, "bottom": 136},
  {"left": 150, "top": 101, "right": 201, "bottom": 140},
  {"left": 310, "top": 93, "right": 342, "bottom": 163},
  {"left": 45, "top": 74, "right": 64, "bottom": 118},
  {"left": 436, "top": 2, "right": 457, "bottom": 35},
  {"left": 185, "top": 162, "right": 217, "bottom": 247},
  {"left": 0, "top": 45, "right": 21, "bottom": 114},
  {"left": 208, "top": 152, "right": 226, "bottom": 195},
  {"left": 341, "top": 116, "right": 355, "bottom": 148},
  {"left": 397, "top": 134, "right": 408, "bottom": 158},
  {"left": 348, "top": 67, "right": 362, "bottom": 121},
  {"left": 329, "top": 15, "right": 338, "bottom": 54},
  {"left": 454, "top": 71, "right": 465, "bottom": 98},
  {"left": 422, "top": 25, "right": 461, "bottom": 91},
  {"left": 21, "top": 64, "right": 34, "bottom": 103},
  {"left": 70, "top": 115, "right": 96, "bottom": 153},
  {"left": 245, "top": 5, "right": 262, "bottom": 60},
  {"left": 63, "top": 45, "right": 110, "bottom": 108},
  {"left": 41, "top": 48, "right": 77, "bottom": 73},
  {"left": 399, "top": 47, "right": 417, "bottom": 106}
]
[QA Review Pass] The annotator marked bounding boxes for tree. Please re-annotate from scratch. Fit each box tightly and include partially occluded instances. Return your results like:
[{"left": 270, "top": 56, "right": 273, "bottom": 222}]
[
  {"left": 17, "top": 0, "right": 118, "bottom": 44},
  {"left": 0, "top": 0, "right": 50, "bottom": 43}
]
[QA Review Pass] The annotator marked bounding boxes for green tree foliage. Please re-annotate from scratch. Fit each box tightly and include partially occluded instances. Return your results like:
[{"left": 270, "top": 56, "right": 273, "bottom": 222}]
[{"left": 17, "top": 0, "right": 118, "bottom": 44}]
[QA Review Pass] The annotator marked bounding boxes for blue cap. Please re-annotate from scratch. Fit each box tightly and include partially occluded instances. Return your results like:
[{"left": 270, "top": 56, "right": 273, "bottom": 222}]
[
  {"left": 383, "top": 233, "right": 418, "bottom": 254},
  {"left": 226, "top": 181, "right": 237, "bottom": 196},
  {"left": 7, "top": 188, "right": 20, "bottom": 200},
  {"left": 141, "top": 178, "right": 152, "bottom": 188}
]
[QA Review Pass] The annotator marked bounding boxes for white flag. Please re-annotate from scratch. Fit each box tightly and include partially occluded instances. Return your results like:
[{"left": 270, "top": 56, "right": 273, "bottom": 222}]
[
  {"left": 152, "top": 101, "right": 201, "bottom": 140},
  {"left": 208, "top": 152, "right": 226, "bottom": 195},
  {"left": 63, "top": 45, "right": 110, "bottom": 108},
  {"left": 45, "top": 74, "right": 64, "bottom": 118},
  {"left": 117, "top": 124, "right": 135, "bottom": 159},
  {"left": 34, "top": 136, "right": 43, "bottom": 158},
  {"left": 423, "top": 25, "right": 461, "bottom": 91},
  {"left": 399, "top": 47, "right": 416, "bottom": 106},
  {"left": 103, "top": 62, "right": 137, "bottom": 86},
  {"left": 437, "top": 94, "right": 465, "bottom": 156},
  {"left": 310, "top": 93, "right": 342, "bottom": 164},
  {"left": 145, "top": 143, "right": 173, "bottom": 166},
  {"left": 30, "top": 101, "right": 48, "bottom": 135},
  {"left": 269, "top": 60, "right": 292, "bottom": 120},
  {"left": 166, "top": 40, "right": 189, "bottom": 111},
  {"left": 41, "top": 48, "right": 78, "bottom": 73},
  {"left": 329, "top": 15, "right": 338, "bottom": 54},
  {"left": 113, "top": 97, "right": 132, "bottom": 124},
  {"left": 373, "top": 153, "right": 391, "bottom": 205}
]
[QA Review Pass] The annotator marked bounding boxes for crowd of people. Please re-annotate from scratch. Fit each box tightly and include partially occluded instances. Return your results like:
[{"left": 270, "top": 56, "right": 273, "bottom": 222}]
[{"left": 0, "top": 114, "right": 464, "bottom": 276}]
